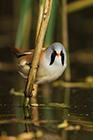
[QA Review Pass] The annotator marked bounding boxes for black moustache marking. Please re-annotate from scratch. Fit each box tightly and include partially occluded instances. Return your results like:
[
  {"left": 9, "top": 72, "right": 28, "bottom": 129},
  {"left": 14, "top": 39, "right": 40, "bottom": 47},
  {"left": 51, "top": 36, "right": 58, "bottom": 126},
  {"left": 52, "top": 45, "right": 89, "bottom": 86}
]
[
  {"left": 49, "top": 50, "right": 56, "bottom": 65},
  {"left": 61, "top": 51, "right": 64, "bottom": 65}
]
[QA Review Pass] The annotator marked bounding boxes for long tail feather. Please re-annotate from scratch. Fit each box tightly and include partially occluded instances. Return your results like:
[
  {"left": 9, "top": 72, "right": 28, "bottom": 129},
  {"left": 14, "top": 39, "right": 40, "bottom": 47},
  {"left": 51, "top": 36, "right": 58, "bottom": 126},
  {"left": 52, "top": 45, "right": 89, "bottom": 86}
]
[
  {"left": 10, "top": 47, "right": 21, "bottom": 57},
  {"left": 10, "top": 47, "right": 33, "bottom": 58}
]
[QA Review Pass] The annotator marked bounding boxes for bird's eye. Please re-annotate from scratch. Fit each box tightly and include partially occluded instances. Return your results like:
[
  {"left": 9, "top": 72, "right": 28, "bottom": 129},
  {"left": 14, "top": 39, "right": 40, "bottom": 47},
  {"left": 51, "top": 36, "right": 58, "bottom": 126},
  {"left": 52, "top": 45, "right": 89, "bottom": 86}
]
[
  {"left": 60, "top": 51, "right": 64, "bottom": 65},
  {"left": 49, "top": 50, "right": 56, "bottom": 65}
]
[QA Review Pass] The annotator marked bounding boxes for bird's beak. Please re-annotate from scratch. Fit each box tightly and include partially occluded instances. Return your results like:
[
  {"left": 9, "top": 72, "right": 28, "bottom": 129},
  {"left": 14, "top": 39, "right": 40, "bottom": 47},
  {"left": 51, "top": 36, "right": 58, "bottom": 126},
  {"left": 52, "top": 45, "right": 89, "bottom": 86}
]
[{"left": 56, "top": 53, "right": 60, "bottom": 57}]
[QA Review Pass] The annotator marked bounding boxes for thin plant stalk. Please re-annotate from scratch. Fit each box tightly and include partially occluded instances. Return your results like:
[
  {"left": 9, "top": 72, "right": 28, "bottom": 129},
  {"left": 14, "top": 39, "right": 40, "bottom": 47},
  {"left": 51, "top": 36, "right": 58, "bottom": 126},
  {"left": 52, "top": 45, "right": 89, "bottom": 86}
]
[
  {"left": 62, "top": 1, "right": 71, "bottom": 81},
  {"left": 15, "top": 0, "right": 33, "bottom": 50},
  {"left": 25, "top": 0, "right": 53, "bottom": 105},
  {"left": 61, "top": 0, "right": 71, "bottom": 120}
]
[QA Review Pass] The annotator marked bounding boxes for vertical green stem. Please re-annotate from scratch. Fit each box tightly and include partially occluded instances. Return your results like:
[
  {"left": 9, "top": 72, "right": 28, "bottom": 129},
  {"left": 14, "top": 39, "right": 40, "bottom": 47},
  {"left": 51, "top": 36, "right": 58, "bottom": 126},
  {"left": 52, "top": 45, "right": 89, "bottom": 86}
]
[
  {"left": 62, "top": 0, "right": 71, "bottom": 81},
  {"left": 62, "top": 0, "right": 71, "bottom": 120},
  {"left": 15, "top": 0, "right": 33, "bottom": 50}
]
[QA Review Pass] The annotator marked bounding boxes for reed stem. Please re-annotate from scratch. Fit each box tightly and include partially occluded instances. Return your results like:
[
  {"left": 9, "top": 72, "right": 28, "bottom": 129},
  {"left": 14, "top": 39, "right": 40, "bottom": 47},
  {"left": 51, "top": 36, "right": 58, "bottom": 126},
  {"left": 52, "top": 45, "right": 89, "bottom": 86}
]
[
  {"left": 25, "top": 0, "right": 53, "bottom": 100},
  {"left": 15, "top": 0, "right": 33, "bottom": 50}
]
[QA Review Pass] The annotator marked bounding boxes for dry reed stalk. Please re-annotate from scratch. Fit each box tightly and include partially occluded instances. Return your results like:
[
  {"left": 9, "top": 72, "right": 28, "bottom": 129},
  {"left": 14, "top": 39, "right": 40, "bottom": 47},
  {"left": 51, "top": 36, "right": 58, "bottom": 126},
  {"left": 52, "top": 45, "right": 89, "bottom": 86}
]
[{"left": 25, "top": 0, "right": 53, "bottom": 99}]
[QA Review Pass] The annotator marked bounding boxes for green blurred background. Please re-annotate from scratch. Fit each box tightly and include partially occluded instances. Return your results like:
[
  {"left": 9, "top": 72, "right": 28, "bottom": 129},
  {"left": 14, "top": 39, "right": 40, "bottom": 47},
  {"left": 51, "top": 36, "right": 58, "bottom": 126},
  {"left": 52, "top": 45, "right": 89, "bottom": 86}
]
[
  {"left": 0, "top": 0, "right": 93, "bottom": 138},
  {"left": 0, "top": 0, "right": 93, "bottom": 79}
]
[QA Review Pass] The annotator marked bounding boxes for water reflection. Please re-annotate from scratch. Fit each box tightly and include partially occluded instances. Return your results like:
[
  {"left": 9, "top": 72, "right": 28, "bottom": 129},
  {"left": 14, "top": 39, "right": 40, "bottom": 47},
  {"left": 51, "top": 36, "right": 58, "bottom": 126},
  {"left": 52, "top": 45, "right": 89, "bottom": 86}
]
[{"left": 0, "top": 71, "right": 93, "bottom": 140}]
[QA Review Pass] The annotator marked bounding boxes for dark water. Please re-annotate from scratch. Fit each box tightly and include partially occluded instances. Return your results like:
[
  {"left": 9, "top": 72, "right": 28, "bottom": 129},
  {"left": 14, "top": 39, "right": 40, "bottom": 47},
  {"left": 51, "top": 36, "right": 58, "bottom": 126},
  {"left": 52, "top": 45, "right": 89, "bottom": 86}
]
[{"left": 0, "top": 67, "right": 93, "bottom": 140}]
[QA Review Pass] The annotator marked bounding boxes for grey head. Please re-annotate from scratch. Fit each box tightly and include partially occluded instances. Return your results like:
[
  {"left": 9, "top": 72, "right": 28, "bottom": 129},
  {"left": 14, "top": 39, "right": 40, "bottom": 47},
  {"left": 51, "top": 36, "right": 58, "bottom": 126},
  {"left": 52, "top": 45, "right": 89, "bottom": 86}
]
[{"left": 46, "top": 42, "right": 67, "bottom": 66}]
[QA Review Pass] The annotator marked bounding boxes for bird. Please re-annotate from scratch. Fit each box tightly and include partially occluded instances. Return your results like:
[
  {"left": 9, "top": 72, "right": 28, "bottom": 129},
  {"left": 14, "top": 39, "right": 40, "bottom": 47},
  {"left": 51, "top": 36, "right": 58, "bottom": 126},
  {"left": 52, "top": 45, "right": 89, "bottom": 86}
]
[{"left": 14, "top": 42, "right": 67, "bottom": 84}]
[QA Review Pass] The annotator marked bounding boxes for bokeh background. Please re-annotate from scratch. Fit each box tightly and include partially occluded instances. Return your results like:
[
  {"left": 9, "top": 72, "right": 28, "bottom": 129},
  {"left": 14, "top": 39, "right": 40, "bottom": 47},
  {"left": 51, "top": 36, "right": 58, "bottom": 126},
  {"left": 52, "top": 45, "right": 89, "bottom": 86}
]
[{"left": 0, "top": 0, "right": 93, "bottom": 139}]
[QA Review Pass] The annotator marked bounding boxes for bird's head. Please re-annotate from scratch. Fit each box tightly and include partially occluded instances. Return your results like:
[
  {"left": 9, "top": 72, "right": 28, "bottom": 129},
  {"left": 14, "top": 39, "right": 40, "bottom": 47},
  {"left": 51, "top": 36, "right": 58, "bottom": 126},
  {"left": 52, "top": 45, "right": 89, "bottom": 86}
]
[{"left": 46, "top": 42, "right": 67, "bottom": 66}]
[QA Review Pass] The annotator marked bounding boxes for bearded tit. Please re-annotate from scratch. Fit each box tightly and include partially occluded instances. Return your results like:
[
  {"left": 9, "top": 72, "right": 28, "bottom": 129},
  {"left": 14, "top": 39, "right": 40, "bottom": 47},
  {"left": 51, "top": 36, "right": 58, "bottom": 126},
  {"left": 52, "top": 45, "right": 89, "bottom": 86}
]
[{"left": 14, "top": 42, "right": 67, "bottom": 84}]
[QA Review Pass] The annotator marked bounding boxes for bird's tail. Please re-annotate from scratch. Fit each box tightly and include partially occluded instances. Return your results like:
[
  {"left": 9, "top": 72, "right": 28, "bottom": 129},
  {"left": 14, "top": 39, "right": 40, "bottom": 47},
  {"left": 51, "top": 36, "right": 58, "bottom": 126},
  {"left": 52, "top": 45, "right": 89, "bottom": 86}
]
[
  {"left": 11, "top": 47, "right": 33, "bottom": 58},
  {"left": 10, "top": 47, "right": 21, "bottom": 58}
]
